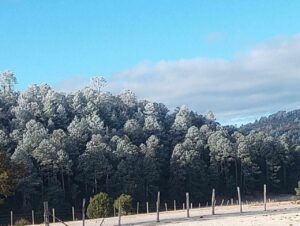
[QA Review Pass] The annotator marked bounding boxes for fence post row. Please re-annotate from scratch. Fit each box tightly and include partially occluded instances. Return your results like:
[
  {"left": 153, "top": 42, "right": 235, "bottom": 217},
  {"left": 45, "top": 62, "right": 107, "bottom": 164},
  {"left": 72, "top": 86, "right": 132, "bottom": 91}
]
[
  {"left": 52, "top": 208, "right": 55, "bottom": 223},
  {"left": 118, "top": 199, "right": 121, "bottom": 226},
  {"left": 264, "top": 184, "right": 267, "bottom": 211},
  {"left": 43, "top": 202, "right": 49, "bottom": 226},
  {"left": 10, "top": 211, "right": 13, "bottom": 226},
  {"left": 38, "top": 188, "right": 269, "bottom": 226},
  {"left": 186, "top": 192, "right": 190, "bottom": 218},
  {"left": 32, "top": 210, "right": 35, "bottom": 225},
  {"left": 72, "top": 206, "right": 75, "bottom": 221},
  {"left": 146, "top": 201, "right": 149, "bottom": 214},
  {"left": 237, "top": 187, "right": 242, "bottom": 213},
  {"left": 156, "top": 191, "right": 160, "bottom": 222},
  {"left": 211, "top": 188, "right": 216, "bottom": 215},
  {"left": 82, "top": 198, "right": 86, "bottom": 226}
]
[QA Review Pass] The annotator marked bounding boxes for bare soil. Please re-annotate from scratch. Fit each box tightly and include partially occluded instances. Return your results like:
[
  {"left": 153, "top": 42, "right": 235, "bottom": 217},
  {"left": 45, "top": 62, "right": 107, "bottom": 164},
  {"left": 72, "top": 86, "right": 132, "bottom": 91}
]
[{"left": 38, "top": 201, "right": 300, "bottom": 226}]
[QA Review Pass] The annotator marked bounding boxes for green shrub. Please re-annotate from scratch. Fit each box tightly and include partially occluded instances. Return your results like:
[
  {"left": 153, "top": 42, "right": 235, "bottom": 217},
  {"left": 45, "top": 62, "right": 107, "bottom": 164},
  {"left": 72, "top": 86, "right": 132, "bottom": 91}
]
[
  {"left": 87, "top": 192, "right": 112, "bottom": 219},
  {"left": 114, "top": 194, "right": 132, "bottom": 215},
  {"left": 15, "top": 218, "right": 30, "bottom": 226}
]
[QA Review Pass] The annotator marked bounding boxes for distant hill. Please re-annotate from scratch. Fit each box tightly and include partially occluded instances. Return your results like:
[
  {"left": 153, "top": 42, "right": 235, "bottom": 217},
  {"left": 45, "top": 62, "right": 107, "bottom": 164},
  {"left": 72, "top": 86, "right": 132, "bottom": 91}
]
[{"left": 241, "top": 109, "right": 300, "bottom": 145}]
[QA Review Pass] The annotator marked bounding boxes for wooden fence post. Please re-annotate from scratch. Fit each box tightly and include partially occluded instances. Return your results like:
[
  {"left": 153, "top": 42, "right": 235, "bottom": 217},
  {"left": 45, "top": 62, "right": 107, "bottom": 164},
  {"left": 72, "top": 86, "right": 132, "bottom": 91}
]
[
  {"left": 186, "top": 192, "right": 190, "bottom": 218},
  {"left": 72, "top": 206, "right": 75, "bottom": 221},
  {"left": 183, "top": 203, "right": 185, "bottom": 210},
  {"left": 174, "top": 200, "right": 176, "bottom": 211},
  {"left": 211, "top": 189, "right": 215, "bottom": 215},
  {"left": 191, "top": 203, "right": 193, "bottom": 209},
  {"left": 165, "top": 203, "right": 168, "bottom": 211},
  {"left": 146, "top": 202, "right": 149, "bottom": 214},
  {"left": 137, "top": 202, "right": 139, "bottom": 214},
  {"left": 43, "top": 202, "right": 49, "bottom": 226},
  {"left": 264, "top": 184, "right": 267, "bottom": 211},
  {"left": 118, "top": 199, "right": 121, "bottom": 226},
  {"left": 52, "top": 208, "right": 55, "bottom": 223},
  {"left": 10, "top": 211, "right": 13, "bottom": 226},
  {"left": 231, "top": 198, "right": 233, "bottom": 205},
  {"left": 221, "top": 199, "right": 224, "bottom": 206},
  {"left": 199, "top": 203, "right": 201, "bottom": 208},
  {"left": 237, "top": 187, "right": 242, "bottom": 213},
  {"left": 156, "top": 191, "right": 160, "bottom": 222},
  {"left": 82, "top": 198, "right": 86, "bottom": 226},
  {"left": 32, "top": 210, "right": 35, "bottom": 225}
]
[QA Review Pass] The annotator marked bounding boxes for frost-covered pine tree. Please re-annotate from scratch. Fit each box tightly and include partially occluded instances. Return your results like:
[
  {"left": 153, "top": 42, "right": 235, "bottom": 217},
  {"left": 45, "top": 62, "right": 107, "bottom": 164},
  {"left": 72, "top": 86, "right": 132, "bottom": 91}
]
[
  {"left": 143, "top": 102, "right": 163, "bottom": 134},
  {"left": 0, "top": 70, "right": 17, "bottom": 94}
]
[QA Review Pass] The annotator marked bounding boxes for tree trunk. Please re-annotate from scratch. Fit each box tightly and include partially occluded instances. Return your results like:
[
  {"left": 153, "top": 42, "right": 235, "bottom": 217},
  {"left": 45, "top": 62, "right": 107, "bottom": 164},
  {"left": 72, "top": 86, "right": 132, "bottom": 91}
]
[
  {"left": 42, "top": 175, "right": 44, "bottom": 198},
  {"left": 283, "top": 163, "right": 286, "bottom": 190},
  {"left": 235, "top": 159, "right": 238, "bottom": 186},
  {"left": 106, "top": 173, "right": 109, "bottom": 193},
  {"left": 265, "top": 159, "right": 268, "bottom": 186},
  {"left": 240, "top": 161, "right": 243, "bottom": 193},
  {"left": 47, "top": 171, "right": 50, "bottom": 184},
  {"left": 94, "top": 171, "right": 97, "bottom": 193},
  {"left": 61, "top": 167, "right": 65, "bottom": 196}
]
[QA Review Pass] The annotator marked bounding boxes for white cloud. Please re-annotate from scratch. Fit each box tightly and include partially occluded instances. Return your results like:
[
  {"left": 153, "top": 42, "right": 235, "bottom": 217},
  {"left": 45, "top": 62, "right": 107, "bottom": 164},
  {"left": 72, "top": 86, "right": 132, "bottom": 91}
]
[
  {"left": 56, "top": 34, "right": 300, "bottom": 125},
  {"left": 107, "top": 35, "right": 300, "bottom": 124}
]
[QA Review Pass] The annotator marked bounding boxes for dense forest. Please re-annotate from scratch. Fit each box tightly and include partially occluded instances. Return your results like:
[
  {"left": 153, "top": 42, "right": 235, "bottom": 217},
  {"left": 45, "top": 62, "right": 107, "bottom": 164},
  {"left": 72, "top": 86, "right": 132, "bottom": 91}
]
[
  {"left": 241, "top": 110, "right": 300, "bottom": 145},
  {"left": 0, "top": 71, "right": 300, "bottom": 213}
]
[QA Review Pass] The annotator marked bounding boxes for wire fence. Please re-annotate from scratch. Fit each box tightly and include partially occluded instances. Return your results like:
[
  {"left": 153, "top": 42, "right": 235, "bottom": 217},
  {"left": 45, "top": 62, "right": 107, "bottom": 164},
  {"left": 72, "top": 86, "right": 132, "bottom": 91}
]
[
  {"left": 0, "top": 185, "right": 274, "bottom": 226},
  {"left": 0, "top": 199, "right": 260, "bottom": 226}
]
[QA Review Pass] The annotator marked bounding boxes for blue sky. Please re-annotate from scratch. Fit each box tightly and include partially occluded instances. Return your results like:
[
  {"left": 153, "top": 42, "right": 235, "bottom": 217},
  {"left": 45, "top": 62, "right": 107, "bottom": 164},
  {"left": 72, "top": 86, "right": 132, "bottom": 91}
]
[{"left": 1, "top": 0, "right": 300, "bottom": 124}]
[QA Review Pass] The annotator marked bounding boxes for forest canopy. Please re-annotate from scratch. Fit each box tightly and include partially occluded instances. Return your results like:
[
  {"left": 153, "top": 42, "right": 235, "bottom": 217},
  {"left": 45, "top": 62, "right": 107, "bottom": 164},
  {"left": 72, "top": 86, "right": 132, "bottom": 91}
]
[{"left": 0, "top": 70, "right": 299, "bottom": 212}]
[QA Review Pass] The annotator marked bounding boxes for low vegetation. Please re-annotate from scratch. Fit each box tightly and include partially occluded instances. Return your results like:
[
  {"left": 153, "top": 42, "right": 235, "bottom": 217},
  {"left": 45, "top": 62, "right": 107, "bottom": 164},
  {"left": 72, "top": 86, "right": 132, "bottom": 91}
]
[
  {"left": 86, "top": 192, "right": 112, "bottom": 218},
  {"left": 114, "top": 194, "right": 132, "bottom": 215}
]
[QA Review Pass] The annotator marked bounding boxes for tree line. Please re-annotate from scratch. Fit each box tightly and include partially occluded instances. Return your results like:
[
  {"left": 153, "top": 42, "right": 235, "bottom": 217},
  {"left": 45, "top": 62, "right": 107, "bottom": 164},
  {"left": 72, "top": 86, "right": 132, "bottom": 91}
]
[{"left": 0, "top": 71, "right": 299, "bottom": 213}]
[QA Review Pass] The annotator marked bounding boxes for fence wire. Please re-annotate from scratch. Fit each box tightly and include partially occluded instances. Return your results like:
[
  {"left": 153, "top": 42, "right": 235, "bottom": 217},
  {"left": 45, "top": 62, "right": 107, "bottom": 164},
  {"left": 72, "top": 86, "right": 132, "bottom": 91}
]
[{"left": 0, "top": 197, "right": 268, "bottom": 226}]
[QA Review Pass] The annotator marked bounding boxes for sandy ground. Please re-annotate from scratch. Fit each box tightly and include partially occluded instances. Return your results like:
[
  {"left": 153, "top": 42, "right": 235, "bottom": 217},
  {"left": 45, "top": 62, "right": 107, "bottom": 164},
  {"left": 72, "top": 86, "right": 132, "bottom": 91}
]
[{"left": 41, "top": 201, "right": 300, "bottom": 226}]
